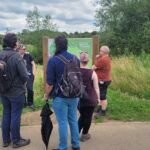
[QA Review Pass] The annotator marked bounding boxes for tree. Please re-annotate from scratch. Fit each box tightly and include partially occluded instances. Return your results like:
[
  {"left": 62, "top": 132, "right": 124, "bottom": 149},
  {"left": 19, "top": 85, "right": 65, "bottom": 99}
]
[
  {"left": 26, "top": 6, "right": 41, "bottom": 31},
  {"left": 95, "top": 0, "right": 150, "bottom": 55},
  {"left": 42, "top": 15, "right": 58, "bottom": 31},
  {"left": 26, "top": 7, "right": 57, "bottom": 31}
]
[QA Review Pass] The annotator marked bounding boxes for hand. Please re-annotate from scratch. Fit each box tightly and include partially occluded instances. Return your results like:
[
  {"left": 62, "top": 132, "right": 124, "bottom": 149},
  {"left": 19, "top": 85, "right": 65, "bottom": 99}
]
[
  {"left": 44, "top": 93, "right": 49, "bottom": 101},
  {"left": 97, "top": 99, "right": 101, "bottom": 104},
  {"left": 92, "top": 65, "right": 97, "bottom": 70},
  {"left": 96, "top": 54, "right": 100, "bottom": 58},
  {"left": 33, "top": 71, "right": 35, "bottom": 76}
]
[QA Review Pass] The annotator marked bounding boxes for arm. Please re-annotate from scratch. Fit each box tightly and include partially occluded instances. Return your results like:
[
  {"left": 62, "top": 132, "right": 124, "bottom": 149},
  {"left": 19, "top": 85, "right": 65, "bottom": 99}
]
[
  {"left": 16, "top": 56, "right": 29, "bottom": 84},
  {"left": 92, "top": 65, "right": 97, "bottom": 70},
  {"left": 92, "top": 55, "right": 102, "bottom": 70},
  {"left": 31, "top": 60, "right": 36, "bottom": 76},
  {"left": 44, "top": 58, "right": 55, "bottom": 101},
  {"left": 92, "top": 71, "right": 100, "bottom": 103},
  {"left": 44, "top": 83, "right": 53, "bottom": 100}
]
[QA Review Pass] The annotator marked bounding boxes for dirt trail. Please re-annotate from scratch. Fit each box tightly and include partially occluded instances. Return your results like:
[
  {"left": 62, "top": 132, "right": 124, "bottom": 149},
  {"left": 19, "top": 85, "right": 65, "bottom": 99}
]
[{"left": 21, "top": 110, "right": 57, "bottom": 126}]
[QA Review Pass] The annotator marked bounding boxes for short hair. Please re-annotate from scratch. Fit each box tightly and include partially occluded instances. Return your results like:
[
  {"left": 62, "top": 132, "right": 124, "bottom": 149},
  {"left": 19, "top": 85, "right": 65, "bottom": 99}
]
[
  {"left": 3, "top": 33, "right": 17, "bottom": 49},
  {"left": 100, "top": 46, "right": 110, "bottom": 54},
  {"left": 54, "top": 35, "right": 68, "bottom": 55},
  {"left": 80, "top": 52, "right": 89, "bottom": 63}
]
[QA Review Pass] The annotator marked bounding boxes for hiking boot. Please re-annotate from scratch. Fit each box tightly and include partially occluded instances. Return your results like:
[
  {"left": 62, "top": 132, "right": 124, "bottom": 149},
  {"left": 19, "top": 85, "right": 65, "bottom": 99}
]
[
  {"left": 12, "top": 138, "right": 30, "bottom": 148},
  {"left": 80, "top": 133, "right": 91, "bottom": 142},
  {"left": 2, "top": 142, "right": 10, "bottom": 147}
]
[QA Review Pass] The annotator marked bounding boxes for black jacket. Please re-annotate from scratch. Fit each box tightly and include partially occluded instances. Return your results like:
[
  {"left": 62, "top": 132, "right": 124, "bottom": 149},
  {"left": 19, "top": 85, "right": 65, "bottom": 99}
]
[{"left": 0, "top": 48, "right": 29, "bottom": 98}]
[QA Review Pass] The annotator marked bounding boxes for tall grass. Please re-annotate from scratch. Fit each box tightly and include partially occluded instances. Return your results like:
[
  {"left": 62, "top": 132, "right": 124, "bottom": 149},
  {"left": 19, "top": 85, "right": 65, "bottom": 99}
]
[
  {"left": 33, "top": 65, "right": 45, "bottom": 108},
  {"left": 111, "top": 54, "right": 150, "bottom": 99},
  {"left": 0, "top": 65, "right": 45, "bottom": 116}
]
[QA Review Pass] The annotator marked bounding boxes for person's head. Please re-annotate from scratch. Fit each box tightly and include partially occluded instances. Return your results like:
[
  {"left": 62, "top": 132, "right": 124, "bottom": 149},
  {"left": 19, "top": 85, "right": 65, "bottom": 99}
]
[
  {"left": 99, "top": 45, "right": 110, "bottom": 56},
  {"left": 80, "top": 52, "right": 89, "bottom": 66},
  {"left": 18, "top": 44, "right": 26, "bottom": 55},
  {"left": 2, "top": 33, "right": 18, "bottom": 49},
  {"left": 54, "top": 35, "right": 68, "bottom": 55}
]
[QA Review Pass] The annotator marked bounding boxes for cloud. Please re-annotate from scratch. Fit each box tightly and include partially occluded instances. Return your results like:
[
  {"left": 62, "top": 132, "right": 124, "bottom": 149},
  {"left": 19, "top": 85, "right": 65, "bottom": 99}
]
[{"left": 0, "top": 0, "right": 97, "bottom": 34}]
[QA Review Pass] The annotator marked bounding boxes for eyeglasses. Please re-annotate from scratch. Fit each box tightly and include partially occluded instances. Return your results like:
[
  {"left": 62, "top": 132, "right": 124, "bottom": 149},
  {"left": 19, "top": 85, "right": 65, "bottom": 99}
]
[{"left": 80, "top": 51, "right": 88, "bottom": 54}]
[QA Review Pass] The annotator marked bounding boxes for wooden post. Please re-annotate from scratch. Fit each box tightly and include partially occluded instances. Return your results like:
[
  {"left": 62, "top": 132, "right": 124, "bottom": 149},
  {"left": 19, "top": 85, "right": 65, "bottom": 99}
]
[
  {"left": 92, "top": 35, "right": 99, "bottom": 65},
  {"left": 42, "top": 36, "right": 49, "bottom": 90}
]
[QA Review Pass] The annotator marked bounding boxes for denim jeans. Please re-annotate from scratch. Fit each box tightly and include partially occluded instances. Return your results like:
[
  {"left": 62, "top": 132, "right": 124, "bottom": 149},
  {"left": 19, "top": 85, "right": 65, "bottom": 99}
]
[
  {"left": 52, "top": 97, "right": 80, "bottom": 150},
  {"left": 1, "top": 94, "right": 25, "bottom": 143}
]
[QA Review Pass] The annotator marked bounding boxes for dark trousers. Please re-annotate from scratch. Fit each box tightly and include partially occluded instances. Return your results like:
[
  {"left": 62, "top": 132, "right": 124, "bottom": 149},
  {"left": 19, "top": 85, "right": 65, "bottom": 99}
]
[
  {"left": 78, "top": 106, "right": 95, "bottom": 134},
  {"left": 1, "top": 94, "right": 25, "bottom": 143},
  {"left": 26, "top": 75, "right": 34, "bottom": 106}
]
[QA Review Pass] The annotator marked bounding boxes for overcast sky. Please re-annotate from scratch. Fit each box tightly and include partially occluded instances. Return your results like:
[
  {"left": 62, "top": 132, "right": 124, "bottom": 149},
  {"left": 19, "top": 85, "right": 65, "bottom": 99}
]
[{"left": 0, "top": 0, "right": 98, "bottom": 34}]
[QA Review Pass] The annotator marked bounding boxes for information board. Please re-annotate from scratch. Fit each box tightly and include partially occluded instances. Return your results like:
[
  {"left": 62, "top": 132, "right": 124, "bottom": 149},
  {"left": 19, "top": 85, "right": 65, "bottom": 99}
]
[{"left": 48, "top": 38, "right": 93, "bottom": 66}]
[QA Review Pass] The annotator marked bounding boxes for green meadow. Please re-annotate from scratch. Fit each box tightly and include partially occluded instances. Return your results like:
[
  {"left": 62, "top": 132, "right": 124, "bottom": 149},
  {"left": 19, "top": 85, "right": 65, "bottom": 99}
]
[{"left": 0, "top": 54, "right": 150, "bottom": 121}]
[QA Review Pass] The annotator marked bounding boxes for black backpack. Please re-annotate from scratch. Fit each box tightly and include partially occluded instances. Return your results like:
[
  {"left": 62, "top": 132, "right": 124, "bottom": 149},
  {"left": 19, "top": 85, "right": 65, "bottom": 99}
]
[
  {"left": 56, "top": 55, "right": 84, "bottom": 98},
  {"left": 0, "top": 52, "right": 16, "bottom": 93}
]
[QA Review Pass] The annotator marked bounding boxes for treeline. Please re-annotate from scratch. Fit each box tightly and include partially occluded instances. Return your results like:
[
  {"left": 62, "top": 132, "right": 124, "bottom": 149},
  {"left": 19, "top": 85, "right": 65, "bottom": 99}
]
[
  {"left": 18, "top": 30, "right": 97, "bottom": 63},
  {"left": 95, "top": 0, "right": 150, "bottom": 55},
  {"left": 0, "top": 29, "right": 97, "bottom": 64},
  {"left": 1, "top": 0, "right": 150, "bottom": 63}
]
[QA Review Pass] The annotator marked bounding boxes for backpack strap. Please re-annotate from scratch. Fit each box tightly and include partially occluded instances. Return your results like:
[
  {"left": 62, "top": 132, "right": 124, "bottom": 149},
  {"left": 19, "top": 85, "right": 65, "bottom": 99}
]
[
  {"left": 3, "top": 52, "right": 17, "bottom": 62},
  {"left": 55, "top": 54, "right": 70, "bottom": 64},
  {"left": 72, "top": 55, "right": 78, "bottom": 65},
  {"left": 2, "top": 52, "right": 17, "bottom": 83}
]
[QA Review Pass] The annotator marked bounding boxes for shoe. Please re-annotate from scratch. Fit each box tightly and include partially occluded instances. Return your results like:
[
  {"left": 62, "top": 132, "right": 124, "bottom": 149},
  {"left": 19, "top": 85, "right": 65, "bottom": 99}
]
[
  {"left": 94, "top": 105, "right": 101, "bottom": 113},
  {"left": 94, "top": 110, "right": 106, "bottom": 118},
  {"left": 2, "top": 142, "right": 10, "bottom": 147},
  {"left": 94, "top": 113, "right": 99, "bottom": 119},
  {"left": 29, "top": 105, "right": 35, "bottom": 111},
  {"left": 72, "top": 147, "right": 80, "bottom": 150},
  {"left": 98, "top": 110, "right": 107, "bottom": 116},
  {"left": 12, "top": 138, "right": 30, "bottom": 148},
  {"left": 80, "top": 133, "right": 91, "bottom": 142},
  {"left": 24, "top": 102, "right": 27, "bottom": 108}
]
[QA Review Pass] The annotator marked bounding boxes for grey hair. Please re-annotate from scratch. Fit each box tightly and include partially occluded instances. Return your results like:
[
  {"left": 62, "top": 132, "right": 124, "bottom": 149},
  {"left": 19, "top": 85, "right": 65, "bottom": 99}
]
[{"left": 100, "top": 46, "right": 110, "bottom": 54}]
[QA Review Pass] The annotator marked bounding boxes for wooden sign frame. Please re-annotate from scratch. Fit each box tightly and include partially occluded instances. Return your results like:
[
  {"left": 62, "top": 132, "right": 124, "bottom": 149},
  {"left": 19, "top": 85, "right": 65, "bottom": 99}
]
[{"left": 42, "top": 35, "right": 99, "bottom": 87}]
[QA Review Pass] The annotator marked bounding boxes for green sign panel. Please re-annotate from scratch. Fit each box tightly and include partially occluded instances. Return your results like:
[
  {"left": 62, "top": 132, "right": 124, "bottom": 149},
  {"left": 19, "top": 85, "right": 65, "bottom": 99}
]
[{"left": 48, "top": 38, "right": 93, "bottom": 66}]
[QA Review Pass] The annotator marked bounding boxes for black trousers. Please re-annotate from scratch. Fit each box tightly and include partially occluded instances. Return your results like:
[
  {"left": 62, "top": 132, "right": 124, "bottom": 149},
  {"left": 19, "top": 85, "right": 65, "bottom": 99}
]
[
  {"left": 26, "top": 89, "right": 34, "bottom": 105},
  {"left": 26, "top": 75, "right": 34, "bottom": 106},
  {"left": 78, "top": 106, "right": 95, "bottom": 134}
]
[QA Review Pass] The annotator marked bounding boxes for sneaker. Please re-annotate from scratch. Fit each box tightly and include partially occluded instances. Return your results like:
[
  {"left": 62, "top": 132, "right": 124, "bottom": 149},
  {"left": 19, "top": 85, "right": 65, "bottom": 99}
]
[
  {"left": 29, "top": 105, "right": 35, "bottom": 111},
  {"left": 94, "top": 105, "right": 101, "bottom": 113},
  {"left": 12, "top": 138, "right": 30, "bottom": 148},
  {"left": 2, "top": 142, "right": 10, "bottom": 147},
  {"left": 98, "top": 110, "right": 107, "bottom": 116},
  {"left": 80, "top": 133, "right": 91, "bottom": 142}
]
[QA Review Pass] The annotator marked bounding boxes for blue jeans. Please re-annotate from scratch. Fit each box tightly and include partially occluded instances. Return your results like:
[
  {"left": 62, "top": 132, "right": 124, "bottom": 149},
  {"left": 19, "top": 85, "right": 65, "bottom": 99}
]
[
  {"left": 52, "top": 97, "right": 80, "bottom": 150},
  {"left": 1, "top": 94, "right": 25, "bottom": 143}
]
